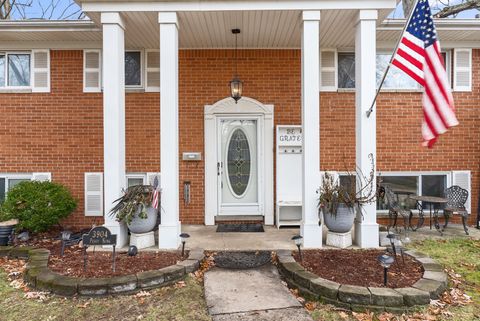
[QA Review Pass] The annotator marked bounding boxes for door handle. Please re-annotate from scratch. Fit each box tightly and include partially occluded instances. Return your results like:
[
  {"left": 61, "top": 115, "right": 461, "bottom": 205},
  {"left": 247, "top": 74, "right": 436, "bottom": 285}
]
[{"left": 217, "top": 162, "right": 220, "bottom": 176}]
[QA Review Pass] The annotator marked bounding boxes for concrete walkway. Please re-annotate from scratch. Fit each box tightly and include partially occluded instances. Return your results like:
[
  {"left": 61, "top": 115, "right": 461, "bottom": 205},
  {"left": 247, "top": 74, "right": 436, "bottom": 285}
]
[{"left": 204, "top": 264, "right": 313, "bottom": 321}]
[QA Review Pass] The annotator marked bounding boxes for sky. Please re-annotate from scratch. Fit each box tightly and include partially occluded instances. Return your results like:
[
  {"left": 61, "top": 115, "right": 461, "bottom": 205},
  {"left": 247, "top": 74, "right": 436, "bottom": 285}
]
[
  {"left": 389, "top": 0, "right": 479, "bottom": 18},
  {"left": 5, "top": 0, "right": 480, "bottom": 20},
  {"left": 9, "top": 0, "right": 83, "bottom": 20}
]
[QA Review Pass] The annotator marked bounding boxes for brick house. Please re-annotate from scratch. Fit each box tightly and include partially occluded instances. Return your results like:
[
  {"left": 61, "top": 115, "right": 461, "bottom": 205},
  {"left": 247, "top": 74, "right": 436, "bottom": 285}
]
[{"left": 0, "top": 0, "right": 478, "bottom": 249}]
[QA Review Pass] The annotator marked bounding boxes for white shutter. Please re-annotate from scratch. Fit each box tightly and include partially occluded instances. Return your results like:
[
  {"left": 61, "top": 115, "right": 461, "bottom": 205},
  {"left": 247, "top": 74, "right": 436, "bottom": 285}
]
[
  {"left": 32, "top": 172, "right": 51, "bottom": 182},
  {"left": 83, "top": 50, "right": 102, "bottom": 93},
  {"left": 453, "top": 48, "right": 472, "bottom": 92},
  {"left": 85, "top": 172, "right": 103, "bottom": 216},
  {"left": 146, "top": 172, "right": 161, "bottom": 187},
  {"left": 451, "top": 171, "right": 471, "bottom": 213},
  {"left": 145, "top": 50, "right": 160, "bottom": 92},
  {"left": 320, "top": 49, "right": 337, "bottom": 91},
  {"left": 32, "top": 50, "right": 50, "bottom": 93}
]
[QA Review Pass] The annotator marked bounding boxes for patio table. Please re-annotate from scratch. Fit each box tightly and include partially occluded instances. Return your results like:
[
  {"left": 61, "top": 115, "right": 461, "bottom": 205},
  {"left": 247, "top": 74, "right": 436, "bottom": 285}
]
[{"left": 409, "top": 195, "right": 448, "bottom": 235}]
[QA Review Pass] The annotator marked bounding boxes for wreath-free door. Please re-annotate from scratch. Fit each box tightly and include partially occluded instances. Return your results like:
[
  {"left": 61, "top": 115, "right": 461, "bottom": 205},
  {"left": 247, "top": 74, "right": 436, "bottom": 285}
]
[{"left": 217, "top": 118, "right": 261, "bottom": 215}]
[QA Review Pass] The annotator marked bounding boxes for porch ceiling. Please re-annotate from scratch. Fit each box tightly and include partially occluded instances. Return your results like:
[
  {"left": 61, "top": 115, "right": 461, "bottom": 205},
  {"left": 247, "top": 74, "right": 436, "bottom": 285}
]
[{"left": 87, "top": 9, "right": 387, "bottom": 49}]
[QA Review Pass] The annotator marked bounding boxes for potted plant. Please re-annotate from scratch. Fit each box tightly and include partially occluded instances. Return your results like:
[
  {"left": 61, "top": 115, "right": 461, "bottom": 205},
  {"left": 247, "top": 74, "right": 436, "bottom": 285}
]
[
  {"left": 318, "top": 154, "right": 376, "bottom": 233},
  {"left": 109, "top": 185, "right": 160, "bottom": 234}
]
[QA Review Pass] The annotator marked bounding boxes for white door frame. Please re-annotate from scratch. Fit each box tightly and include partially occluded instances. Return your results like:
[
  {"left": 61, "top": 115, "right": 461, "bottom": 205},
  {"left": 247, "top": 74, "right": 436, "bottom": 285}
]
[{"left": 204, "top": 97, "right": 274, "bottom": 225}]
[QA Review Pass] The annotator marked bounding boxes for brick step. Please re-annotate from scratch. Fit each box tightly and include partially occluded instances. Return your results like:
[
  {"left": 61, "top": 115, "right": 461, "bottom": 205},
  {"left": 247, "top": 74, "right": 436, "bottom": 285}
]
[{"left": 215, "top": 215, "right": 264, "bottom": 225}]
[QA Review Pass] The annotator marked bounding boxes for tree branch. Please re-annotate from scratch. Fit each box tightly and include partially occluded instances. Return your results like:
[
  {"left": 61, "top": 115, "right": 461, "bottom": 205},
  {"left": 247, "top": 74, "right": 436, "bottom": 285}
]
[{"left": 434, "top": 0, "right": 480, "bottom": 18}]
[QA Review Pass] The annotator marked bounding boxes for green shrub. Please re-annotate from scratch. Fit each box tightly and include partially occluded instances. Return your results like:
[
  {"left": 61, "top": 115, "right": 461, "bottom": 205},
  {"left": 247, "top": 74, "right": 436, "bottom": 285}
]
[{"left": 0, "top": 181, "right": 77, "bottom": 233}]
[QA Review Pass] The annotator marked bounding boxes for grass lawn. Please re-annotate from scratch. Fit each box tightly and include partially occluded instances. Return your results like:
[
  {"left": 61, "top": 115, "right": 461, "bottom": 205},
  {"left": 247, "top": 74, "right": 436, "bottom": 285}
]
[
  {"left": 1, "top": 237, "right": 479, "bottom": 321},
  {"left": 310, "top": 237, "right": 480, "bottom": 321},
  {"left": 0, "top": 270, "right": 211, "bottom": 321}
]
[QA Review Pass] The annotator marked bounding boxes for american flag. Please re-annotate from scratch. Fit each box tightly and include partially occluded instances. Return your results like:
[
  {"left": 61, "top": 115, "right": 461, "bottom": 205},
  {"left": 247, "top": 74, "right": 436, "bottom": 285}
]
[
  {"left": 151, "top": 176, "right": 160, "bottom": 210},
  {"left": 392, "top": 0, "right": 458, "bottom": 148}
]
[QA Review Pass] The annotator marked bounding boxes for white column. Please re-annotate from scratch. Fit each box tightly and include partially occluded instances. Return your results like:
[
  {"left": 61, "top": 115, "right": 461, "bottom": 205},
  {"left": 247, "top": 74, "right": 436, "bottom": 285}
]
[
  {"left": 354, "top": 10, "right": 379, "bottom": 248},
  {"left": 158, "top": 12, "right": 181, "bottom": 249},
  {"left": 301, "top": 11, "right": 322, "bottom": 248},
  {"left": 101, "top": 12, "right": 127, "bottom": 247}
]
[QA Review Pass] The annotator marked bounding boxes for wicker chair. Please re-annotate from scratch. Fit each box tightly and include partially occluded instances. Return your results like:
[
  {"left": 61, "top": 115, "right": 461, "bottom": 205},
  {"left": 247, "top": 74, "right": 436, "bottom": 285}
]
[
  {"left": 383, "top": 185, "right": 413, "bottom": 235},
  {"left": 443, "top": 185, "right": 469, "bottom": 235}
]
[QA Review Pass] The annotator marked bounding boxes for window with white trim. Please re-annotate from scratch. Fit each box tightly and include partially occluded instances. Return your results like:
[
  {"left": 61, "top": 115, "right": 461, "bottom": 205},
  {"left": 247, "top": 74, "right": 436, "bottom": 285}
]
[
  {"left": 0, "top": 174, "right": 32, "bottom": 203},
  {"left": 338, "top": 172, "right": 450, "bottom": 213},
  {"left": 125, "top": 51, "right": 143, "bottom": 87},
  {"left": 126, "top": 173, "right": 146, "bottom": 187},
  {"left": 335, "top": 51, "right": 452, "bottom": 90},
  {"left": 0, "top": 52, "right": 31, "bottom": 88}
]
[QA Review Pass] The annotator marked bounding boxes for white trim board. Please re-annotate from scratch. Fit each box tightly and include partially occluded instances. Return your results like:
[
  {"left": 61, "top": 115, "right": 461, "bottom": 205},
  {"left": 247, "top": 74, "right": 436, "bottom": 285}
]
[{"left": 204, "top": 96, "right": 274, "bottom": 226}]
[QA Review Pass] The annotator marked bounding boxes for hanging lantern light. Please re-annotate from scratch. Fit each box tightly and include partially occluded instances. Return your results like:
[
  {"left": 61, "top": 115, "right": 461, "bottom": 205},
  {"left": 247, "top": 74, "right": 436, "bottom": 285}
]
[{"left": 230, "top": 29, "right": 243, "bottom": 103}]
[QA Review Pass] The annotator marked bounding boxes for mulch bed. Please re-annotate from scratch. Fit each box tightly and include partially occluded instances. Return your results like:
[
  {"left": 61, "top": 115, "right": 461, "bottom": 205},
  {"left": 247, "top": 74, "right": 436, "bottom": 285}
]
[
  {"left": 293, "top": 249, "right": 423, "bottom": 288},
  {"left": 11, "top": 229, "right": 186, "bottom": 278}
]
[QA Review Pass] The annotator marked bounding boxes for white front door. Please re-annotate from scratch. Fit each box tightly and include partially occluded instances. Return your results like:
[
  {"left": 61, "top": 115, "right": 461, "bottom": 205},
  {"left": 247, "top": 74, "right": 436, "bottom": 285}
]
[{"left": 217, "top": 118, "right": 261, "bottom": 215}]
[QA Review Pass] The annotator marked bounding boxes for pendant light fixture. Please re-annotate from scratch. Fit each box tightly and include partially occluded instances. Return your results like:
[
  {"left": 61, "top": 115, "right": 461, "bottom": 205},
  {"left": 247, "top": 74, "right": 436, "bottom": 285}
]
[{"left": 230, "top": 28, "right": 243, "bottom": 103}]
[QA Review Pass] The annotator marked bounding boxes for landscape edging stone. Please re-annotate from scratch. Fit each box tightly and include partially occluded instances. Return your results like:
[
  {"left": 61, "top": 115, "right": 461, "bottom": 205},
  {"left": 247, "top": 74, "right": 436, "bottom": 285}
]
[
  {"left": 0, "top": 245, "right": 204, "bottom": 297},
  {"left": 276, "top": 249, "right": 448, "bottom": 311}
]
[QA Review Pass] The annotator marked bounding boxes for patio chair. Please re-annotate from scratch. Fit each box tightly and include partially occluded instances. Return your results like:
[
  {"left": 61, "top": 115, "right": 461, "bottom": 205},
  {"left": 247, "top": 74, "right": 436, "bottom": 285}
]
[
  {"left": 383, "top": 185, "right": 413, "bottom": 236},
  {"left": 443, "top": 185, "right": 469, "bottom": 235}
]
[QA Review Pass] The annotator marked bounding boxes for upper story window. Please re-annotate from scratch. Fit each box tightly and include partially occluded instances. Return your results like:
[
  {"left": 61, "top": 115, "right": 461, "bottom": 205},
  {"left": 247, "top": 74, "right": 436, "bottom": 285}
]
[
  {"left": 84, "top": 49, "right": 159, "bottom": 92},
  {"left": 335, "top": 51, "right": 452, "bottom": 90},
  {"left": 0, "top": 52, "right": 31, "bottom": 88},
  {"left": 125, "top": 51, "right": 142, "bottom": 87}
]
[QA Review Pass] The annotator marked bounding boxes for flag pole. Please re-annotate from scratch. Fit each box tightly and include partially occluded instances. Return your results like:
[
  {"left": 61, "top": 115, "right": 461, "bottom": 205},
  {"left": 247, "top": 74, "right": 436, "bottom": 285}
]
[{"left": 366, "top": 0, "right": 420, "bottom": 118}]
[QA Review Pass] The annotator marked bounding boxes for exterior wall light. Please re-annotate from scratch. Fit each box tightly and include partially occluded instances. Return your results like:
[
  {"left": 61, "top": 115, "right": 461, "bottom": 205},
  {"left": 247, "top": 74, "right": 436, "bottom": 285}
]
[{"left": 230, "top": 28, "right": 243, "bottom": 103}]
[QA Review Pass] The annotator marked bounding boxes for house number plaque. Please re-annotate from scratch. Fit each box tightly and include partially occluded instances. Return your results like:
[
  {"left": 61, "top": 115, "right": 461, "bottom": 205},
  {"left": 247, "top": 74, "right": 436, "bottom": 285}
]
[
  {"left": 277, "top": 127, "right": 302, "bottom": 146},
  {"left": 82, "top": 226, "right": 117, "bottom": 272}
]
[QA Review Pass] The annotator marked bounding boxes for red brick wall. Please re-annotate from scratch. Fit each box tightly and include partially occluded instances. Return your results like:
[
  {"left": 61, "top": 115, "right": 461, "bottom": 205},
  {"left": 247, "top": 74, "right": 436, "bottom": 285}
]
[{"left": 0, "top": 49, "right": 478, "bottom": 228}]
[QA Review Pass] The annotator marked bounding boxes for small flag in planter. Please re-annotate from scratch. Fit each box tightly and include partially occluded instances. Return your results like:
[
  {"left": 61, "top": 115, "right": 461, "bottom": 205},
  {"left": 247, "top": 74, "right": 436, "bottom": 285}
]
[{"left": 151, "top": 176, "right": 160, "bottom": 209}]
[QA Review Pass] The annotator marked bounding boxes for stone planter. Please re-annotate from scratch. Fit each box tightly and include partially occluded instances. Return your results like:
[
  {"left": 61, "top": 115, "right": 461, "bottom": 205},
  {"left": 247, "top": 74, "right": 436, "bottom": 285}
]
[
  {"left": 127, "top": 206, "right": 158, "bottom": 234},
  {"left": 322, "top": 204, "right": 355, "bottom": 233}
]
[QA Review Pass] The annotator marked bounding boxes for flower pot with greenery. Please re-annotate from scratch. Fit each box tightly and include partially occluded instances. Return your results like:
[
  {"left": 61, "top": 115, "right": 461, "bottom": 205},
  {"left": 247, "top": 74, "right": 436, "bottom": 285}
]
[
  {"left": 318, "top": 154, "right": 376, "bottom": 234},
  {"left": 109, "top": 185, "right": 160, "bottom": 234}
]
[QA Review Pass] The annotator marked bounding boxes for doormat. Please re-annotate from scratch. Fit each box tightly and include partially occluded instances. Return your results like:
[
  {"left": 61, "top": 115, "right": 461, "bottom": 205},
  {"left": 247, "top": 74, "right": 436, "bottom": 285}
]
[
  {"left": 214, "top": 251, "right": 271, "bottom": 269},
  {"left": 216, "top": 223, "right": 264, "bottom": 233}
]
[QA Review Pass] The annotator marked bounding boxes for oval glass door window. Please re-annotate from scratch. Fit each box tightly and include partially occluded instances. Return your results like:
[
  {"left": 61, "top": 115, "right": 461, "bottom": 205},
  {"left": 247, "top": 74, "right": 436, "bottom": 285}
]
[{"left": 227, "top": 128, "right": 251, "bottom": 197}]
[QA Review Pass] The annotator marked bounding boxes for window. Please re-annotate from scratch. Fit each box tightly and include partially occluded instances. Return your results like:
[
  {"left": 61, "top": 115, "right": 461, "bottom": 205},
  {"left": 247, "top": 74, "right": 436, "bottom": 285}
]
[
  {"left": 0, "top": 178, "right": 5, "bottom": 203},
  {"left": 336, "top": 51, "right": 451, "bottom": 90},
  {"left": 376, "top": 54, "right": 421, "bottom": 90},
  {"left": 338, "top": 172, "right": 449, "bottom": 213},
  {"left": 377, "top": 176, "right": 418, "bottom": 210},
  {"left": 0, "top": 54, "right": 5, "bottom": 87},
  {"left": 337, "top": 53, "right": 355, "bottom": 89},
  {"left": 0, "top": 175, "right": 31, "bottom": 204},
  {"left": 125, "top": 51, "right": 142, "bottom": 87},
  {"left": 126, "top": 174, "right": 146, "bottom": 188},
  {"left": 0, "top": 52, "right": 31, "bottom": 88}
]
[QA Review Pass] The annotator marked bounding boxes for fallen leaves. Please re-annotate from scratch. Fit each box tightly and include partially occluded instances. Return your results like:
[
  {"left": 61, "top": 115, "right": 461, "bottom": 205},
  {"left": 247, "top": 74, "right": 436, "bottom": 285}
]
[
  {"left": 192, "top": 251, "right": 215, "bottom": 282},
  {"left": 24, "top": 291, "right": 49, "bottom": 301},
  {"left": 174, "top": 281, "right": 186, "bottom": 289}
]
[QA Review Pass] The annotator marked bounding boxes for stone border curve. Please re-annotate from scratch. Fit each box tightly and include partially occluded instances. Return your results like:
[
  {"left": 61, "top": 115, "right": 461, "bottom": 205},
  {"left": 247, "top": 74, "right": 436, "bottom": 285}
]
[
  {"left": 276, "top": 249, "right": 448, "bottom": 313},
  {"left": 0, "top": 245, "right": 204, "bottom": 297}
]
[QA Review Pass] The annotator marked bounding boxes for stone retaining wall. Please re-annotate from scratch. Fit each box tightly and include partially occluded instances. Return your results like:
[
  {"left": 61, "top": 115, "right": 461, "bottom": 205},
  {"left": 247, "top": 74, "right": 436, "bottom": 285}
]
[
  {"left": 0, "top": 246, "right": 204, "bottom": 297},
  {"left": 276, "top": 250, "right": 448, "bottom": 313}
]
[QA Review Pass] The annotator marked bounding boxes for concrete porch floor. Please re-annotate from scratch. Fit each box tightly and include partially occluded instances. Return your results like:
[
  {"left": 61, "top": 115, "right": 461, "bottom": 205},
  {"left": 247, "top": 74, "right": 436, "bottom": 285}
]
[
  {"left": 182, "top": 223, "right": 480, "bottom": 251},
  {"left": 93, "top": 223, "right": 479, "bottom": 252}
]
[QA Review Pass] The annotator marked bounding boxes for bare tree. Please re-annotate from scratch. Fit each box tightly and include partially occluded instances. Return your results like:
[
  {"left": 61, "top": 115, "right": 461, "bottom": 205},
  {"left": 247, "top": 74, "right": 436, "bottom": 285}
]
[
  {"left": 403, "top": 0, "right": 480, "bottom": 18},
  {"left": 0, "top": 0, "right": 84, "bottom": 20}
]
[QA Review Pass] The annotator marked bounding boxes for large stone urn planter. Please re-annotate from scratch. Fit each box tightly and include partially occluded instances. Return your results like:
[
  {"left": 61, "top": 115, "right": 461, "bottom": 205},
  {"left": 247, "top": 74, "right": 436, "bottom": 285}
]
[
  {"left": 322, "top": 204, "right": 355, "bottom": 233},
  {"left": 0, "top": 220, "right": 17, "bottom": 246},
  {"left": 127, "top": 207, "right": 158, "bottom": 234}
]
